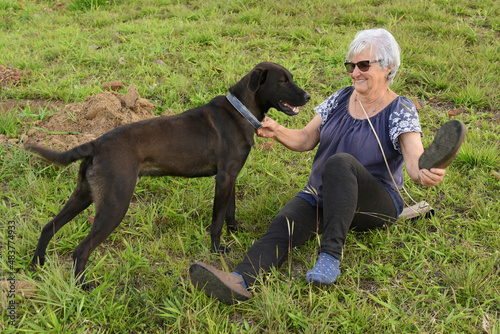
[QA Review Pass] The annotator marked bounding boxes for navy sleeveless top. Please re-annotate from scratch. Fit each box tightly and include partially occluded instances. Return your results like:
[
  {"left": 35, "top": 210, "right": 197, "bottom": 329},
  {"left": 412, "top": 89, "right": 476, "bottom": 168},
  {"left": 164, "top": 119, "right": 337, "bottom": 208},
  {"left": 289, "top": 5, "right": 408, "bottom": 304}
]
[{"left": 297, "top": 86, "right": 422, "bottom": 216}]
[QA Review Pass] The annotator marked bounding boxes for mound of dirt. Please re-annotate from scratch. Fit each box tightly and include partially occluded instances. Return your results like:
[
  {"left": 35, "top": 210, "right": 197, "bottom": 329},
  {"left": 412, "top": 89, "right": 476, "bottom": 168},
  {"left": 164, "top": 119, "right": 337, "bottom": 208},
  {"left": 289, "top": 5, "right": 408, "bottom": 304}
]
[{"left": 24, "top": 85, "right": 157, "bottom": 151}]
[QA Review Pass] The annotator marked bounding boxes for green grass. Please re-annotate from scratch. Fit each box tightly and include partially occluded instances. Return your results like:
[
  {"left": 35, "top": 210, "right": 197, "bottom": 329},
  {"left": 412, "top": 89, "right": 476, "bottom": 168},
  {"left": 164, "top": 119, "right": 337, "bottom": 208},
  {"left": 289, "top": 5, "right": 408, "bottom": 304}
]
[{"left": 1, "top": 0, "right": 500, "bottom": 333}]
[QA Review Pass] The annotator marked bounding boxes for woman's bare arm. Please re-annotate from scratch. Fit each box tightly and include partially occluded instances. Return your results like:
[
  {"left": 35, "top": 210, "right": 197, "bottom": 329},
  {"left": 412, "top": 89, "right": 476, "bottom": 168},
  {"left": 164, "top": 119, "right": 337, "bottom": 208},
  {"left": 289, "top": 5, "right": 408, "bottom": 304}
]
[{"left": 256, "top": 115, "right": 322, "bottom": 152}]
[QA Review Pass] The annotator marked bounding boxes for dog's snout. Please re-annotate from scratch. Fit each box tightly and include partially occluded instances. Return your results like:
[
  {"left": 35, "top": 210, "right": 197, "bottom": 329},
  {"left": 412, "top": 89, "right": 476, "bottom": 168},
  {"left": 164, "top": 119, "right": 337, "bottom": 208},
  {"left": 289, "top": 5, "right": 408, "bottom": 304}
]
[{"left": 304, "top": 93, "right": 311, "bottom": 102}]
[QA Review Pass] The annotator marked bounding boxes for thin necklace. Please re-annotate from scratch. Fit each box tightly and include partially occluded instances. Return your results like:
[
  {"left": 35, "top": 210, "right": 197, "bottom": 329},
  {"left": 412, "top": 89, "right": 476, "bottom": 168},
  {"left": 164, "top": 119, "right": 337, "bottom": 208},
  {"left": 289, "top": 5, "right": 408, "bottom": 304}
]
[{"left": 353, "top": 88, "right": 390, "bottom": 123}]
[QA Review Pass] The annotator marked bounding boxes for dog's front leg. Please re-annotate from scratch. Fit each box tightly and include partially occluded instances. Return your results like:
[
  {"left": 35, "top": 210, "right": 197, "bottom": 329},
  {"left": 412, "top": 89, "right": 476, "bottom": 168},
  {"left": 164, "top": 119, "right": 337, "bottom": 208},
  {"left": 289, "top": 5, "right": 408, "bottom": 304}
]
[
  {"left": 225, "top": 185, "right": 239, "bottom": 233},
  {"left": 211, "top": 172, "right": 237, "bottom": 253}
]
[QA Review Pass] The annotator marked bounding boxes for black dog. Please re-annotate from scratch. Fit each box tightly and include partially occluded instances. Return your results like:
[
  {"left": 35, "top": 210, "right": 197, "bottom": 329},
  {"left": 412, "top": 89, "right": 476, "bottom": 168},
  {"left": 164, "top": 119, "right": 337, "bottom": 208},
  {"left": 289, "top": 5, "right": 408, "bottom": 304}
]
[{"left": 27, "top": 62, "right": 310, "bottom": 285}]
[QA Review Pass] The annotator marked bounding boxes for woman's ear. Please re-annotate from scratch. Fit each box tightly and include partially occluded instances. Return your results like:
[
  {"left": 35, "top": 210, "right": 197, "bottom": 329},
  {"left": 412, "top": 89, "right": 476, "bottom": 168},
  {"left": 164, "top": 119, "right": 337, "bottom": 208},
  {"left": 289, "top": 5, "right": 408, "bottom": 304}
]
[{"left": 385, "top": 66, "right": 394, "bottom": 79}]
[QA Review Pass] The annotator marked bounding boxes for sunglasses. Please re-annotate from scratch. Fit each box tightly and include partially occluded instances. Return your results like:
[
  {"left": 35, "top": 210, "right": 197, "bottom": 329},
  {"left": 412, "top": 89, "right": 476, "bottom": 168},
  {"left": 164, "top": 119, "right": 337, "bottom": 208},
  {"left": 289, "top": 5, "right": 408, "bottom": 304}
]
[{"left": 344, "top": 60, "right": 381, "bottom": 73}]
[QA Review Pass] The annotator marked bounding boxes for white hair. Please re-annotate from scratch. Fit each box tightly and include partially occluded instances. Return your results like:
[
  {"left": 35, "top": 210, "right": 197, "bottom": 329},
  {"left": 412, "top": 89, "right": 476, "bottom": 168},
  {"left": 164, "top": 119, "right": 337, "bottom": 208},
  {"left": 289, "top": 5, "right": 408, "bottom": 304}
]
[{"left": 345, "top": 28, "right": 401, "bottom": 85}]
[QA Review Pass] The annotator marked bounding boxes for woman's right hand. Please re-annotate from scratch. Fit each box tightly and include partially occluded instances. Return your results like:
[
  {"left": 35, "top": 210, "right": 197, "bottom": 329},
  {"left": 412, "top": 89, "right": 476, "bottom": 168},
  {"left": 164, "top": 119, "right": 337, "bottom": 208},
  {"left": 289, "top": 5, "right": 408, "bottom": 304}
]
[
  {"left": 256, "top": 117, "right": 279, "bottom": 139},
  {"left": 256, "top": 115, "right": 321, "bottom": 152}
]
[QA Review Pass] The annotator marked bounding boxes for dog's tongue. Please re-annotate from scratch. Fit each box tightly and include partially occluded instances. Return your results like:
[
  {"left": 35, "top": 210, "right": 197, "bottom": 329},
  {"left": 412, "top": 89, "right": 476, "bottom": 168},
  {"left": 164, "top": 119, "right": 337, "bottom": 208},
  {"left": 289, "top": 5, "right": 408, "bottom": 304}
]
[{"left": 282, "top": 101, "right": 299, "bottom": 113}]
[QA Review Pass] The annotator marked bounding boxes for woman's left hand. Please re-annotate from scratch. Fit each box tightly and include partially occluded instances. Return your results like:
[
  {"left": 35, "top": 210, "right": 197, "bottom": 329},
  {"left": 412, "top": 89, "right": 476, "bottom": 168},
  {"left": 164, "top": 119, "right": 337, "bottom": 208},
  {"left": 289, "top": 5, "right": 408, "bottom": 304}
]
[
  {"left": 418, "top": 168, "right": 445, "bottom": 187},
  {"left": 399, "top": 132, "right": 447, "bottom": 187}
]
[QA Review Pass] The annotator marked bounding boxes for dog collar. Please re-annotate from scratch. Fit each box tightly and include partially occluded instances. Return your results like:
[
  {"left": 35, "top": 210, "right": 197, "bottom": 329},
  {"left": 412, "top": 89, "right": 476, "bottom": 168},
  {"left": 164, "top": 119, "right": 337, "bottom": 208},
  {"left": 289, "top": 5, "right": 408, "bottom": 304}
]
[{"left": 226, "top": 93, "right": 263, "bottom": 130}]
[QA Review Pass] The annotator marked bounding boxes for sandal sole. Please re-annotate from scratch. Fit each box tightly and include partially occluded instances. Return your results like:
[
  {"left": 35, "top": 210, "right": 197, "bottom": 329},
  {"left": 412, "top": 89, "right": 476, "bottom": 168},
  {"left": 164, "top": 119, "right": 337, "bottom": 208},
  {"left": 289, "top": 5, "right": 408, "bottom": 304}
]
[
  {"left": 419, "top": 120, "right": 466, "bottom": 170},
  {"left": 189, "top": 262, "right": 251, "bottom": 305}
]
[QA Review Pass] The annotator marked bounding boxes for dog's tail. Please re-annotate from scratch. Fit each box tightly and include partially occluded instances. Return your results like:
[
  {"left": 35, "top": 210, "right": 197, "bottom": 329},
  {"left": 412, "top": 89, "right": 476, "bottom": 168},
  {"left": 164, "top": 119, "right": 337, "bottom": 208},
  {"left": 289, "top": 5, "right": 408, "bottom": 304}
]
[{"left": 25, "top": 142, "right": 94, "bottom": 166}]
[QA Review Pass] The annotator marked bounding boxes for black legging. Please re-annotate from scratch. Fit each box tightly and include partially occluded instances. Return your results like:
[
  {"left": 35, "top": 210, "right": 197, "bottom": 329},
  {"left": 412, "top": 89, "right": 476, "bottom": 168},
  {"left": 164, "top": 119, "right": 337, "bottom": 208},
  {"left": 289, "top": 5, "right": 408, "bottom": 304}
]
[{"left": 234, "top": 153, "right": 398, "bottom": 286}]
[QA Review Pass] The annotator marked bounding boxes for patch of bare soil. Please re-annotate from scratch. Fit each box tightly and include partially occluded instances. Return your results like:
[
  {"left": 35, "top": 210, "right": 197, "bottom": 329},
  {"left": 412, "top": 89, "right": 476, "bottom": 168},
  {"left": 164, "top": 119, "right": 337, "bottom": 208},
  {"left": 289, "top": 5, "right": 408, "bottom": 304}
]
[
  {"left": 0, "top": 65, "right": 31, "bottom": 86},
  {"left": 0, "top": 280, "right": 37, "bottom": 306},
  {"left": 20, "top": 85, "right": 157, "bottom": 151}
]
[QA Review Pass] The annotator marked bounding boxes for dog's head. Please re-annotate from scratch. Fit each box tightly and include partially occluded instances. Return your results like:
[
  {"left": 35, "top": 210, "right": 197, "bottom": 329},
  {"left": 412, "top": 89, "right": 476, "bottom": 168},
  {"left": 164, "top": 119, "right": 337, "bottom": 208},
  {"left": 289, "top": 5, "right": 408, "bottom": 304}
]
[{"left": 232, "top": 62, "right": 311, "bottom": 117}]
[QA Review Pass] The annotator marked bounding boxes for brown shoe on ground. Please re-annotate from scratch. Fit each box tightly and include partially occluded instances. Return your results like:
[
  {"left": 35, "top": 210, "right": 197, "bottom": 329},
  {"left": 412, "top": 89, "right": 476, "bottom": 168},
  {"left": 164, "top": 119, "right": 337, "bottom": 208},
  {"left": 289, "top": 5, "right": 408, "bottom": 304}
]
[
  {"left": 189, "top": 261, "right": 253, "bottom": 305},
  {"left": 419, "top": 120, "right": 466, "bottom": 170}
]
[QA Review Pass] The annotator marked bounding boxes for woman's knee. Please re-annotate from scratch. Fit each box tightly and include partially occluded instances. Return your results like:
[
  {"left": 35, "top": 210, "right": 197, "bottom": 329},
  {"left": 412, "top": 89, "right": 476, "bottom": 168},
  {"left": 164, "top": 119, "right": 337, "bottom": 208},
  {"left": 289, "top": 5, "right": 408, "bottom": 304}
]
[{"left": 322, "top": 153, "right": 359, "bottom": 178}]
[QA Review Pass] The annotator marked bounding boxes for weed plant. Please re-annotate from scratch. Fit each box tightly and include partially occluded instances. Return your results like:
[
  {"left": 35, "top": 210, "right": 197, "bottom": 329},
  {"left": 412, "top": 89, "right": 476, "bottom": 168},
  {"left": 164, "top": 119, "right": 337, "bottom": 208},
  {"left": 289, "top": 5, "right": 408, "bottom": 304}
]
[{"left": 1, "top": 0, "right": 499, "bottom": 333}]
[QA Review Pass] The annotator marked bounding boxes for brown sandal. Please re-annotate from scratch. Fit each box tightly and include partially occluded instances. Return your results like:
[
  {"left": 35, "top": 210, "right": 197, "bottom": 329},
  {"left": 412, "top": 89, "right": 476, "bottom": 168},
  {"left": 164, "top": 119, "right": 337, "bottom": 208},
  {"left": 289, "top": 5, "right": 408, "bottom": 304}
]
[
  {"left": 419, "top": 120, "right": 466, "bottom": 170},
  {"left": 189, "top": 262, "right": 253, "bottom": 304}
]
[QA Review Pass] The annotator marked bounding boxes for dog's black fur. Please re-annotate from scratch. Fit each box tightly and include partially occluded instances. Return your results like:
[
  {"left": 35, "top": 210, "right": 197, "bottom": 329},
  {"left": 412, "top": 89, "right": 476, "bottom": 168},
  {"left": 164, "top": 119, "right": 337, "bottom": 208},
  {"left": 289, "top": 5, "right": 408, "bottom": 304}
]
[{"left": 27, "top": 62, "right": 310, "bottom": 285}]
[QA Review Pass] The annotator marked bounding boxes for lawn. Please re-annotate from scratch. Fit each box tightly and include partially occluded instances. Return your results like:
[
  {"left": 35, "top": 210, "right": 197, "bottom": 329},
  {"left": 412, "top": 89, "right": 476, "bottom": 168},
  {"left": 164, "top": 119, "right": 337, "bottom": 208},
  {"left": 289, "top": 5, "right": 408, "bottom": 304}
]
[{"left": 1, "top": 0, "right": 499, "bottom": 333}]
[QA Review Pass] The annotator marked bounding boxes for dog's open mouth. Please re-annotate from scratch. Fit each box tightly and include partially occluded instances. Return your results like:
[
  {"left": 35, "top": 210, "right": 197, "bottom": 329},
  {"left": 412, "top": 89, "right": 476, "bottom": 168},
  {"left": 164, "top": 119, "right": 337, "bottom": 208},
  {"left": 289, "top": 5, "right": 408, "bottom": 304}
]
[{"left": 279, "top": 101, "right": 300, "bottom": 116}]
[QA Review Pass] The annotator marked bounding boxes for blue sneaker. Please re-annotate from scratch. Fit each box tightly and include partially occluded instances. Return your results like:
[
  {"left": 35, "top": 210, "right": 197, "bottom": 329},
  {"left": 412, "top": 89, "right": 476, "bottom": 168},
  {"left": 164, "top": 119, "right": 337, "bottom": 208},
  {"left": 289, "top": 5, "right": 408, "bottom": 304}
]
[{"left": 306, "top": 253, "right": 341, "bottom": 285}]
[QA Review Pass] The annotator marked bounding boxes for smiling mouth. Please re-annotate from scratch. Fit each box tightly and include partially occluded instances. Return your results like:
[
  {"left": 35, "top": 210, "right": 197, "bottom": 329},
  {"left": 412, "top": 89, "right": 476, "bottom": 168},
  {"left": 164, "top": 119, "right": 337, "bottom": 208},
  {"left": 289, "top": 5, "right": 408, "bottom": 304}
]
[
  {"left": 354, "top": 77, "right": 368, "bottom": 83},
  {"left": 279, "top": 100, "right": 300, "bottom": 115}
]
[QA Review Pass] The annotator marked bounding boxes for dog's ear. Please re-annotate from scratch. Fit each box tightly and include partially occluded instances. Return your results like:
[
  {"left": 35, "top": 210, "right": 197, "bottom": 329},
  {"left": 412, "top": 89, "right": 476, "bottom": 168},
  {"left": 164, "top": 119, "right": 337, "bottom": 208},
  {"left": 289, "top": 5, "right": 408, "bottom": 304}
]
[{"left": 248, "top": 68, "right": 268, "bottom": 93}]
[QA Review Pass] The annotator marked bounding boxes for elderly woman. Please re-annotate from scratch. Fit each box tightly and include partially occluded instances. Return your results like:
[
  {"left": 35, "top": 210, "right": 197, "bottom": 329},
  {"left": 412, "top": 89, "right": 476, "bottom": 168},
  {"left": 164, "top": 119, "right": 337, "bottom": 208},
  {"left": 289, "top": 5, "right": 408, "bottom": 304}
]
[{"left": 189, "top": 28, "right": 465, "bottom": 304}]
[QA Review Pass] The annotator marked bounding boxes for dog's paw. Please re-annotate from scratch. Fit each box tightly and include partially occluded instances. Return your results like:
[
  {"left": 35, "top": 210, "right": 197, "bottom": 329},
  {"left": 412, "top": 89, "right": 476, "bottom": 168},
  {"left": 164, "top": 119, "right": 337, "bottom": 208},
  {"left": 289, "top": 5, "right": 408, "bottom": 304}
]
[
  {"left": 226, "top": 220, "right": 245, "bottom": 234},
  {"left": 226, "top": 224, "right": 239, "bottom": 233},
  {"left": 227, "top": 225, "right": 238, "bottom": 233},
  {"left": 80, "top": 282, "right": 96, "bottom": 293},
  {"left": 219, "top": 245, "right": 231, "bottom": 254},
  {"left": 212, "top": 245, "right": 231, "bottom": 254}
]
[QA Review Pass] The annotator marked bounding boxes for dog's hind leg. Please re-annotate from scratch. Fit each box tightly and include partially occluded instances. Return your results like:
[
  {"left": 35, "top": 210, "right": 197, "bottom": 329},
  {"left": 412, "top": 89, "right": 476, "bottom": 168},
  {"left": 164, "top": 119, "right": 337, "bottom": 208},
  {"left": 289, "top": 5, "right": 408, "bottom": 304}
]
[
  {"left": 32, "top": 174, "right": 93, "bottom": 268},
  {"left": 72, "top": 175, "right": 137, "bottom": 287}
]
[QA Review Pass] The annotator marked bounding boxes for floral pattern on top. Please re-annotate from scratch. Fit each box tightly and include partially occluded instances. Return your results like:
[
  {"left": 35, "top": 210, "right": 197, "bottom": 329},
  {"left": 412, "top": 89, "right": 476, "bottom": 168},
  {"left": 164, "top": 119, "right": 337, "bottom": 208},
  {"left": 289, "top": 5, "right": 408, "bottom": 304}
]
[
  {"left": 315, "top": 89, "right": 343, "bottom": 130},
  {"left": 388, "top": 99, "right": 422, "bottom": 153}
]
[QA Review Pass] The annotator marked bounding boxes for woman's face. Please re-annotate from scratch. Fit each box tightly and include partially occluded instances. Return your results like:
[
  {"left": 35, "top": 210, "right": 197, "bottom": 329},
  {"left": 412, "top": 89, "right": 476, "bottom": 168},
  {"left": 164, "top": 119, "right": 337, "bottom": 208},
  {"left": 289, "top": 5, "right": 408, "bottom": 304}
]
[{"left": 349, "top": 48, "right": 391, "bottom": 95}]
